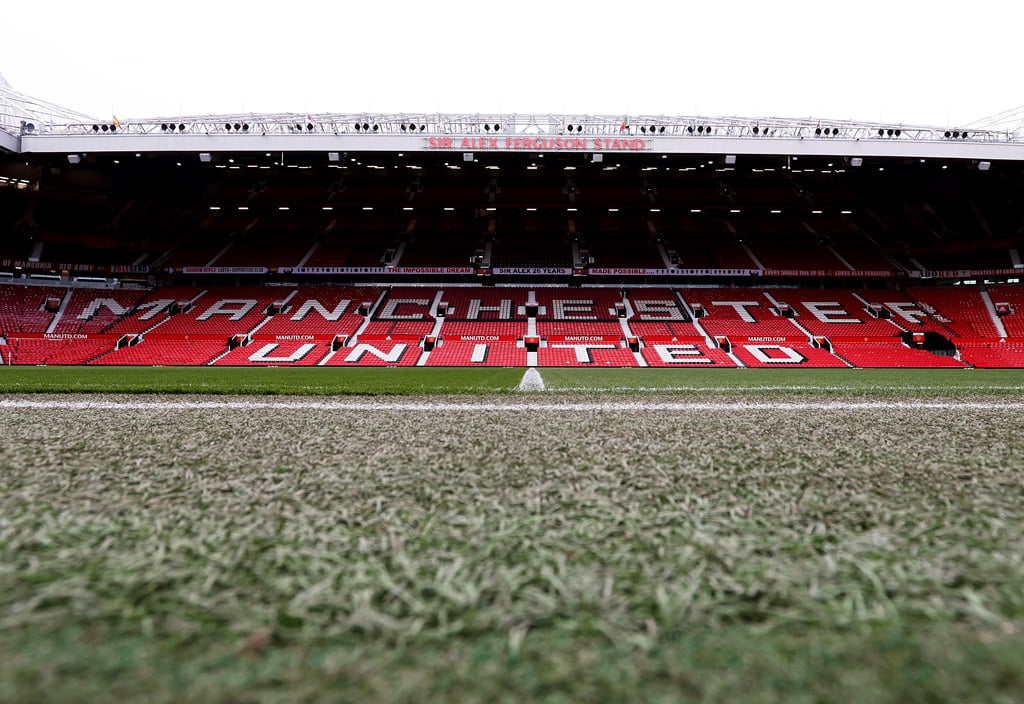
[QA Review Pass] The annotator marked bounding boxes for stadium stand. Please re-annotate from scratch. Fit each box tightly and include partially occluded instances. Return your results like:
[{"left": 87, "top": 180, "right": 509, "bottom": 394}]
[
  {"left": 3, "top": 336, "right": 113, "bottom": 365},
  {"left": 984, "top": 285, "right": 1024, "bottom": 338},
  {"left": 358, "top": 287, "right": 438, "bottom": 338},
  {"left": 640, "top": 341, "right": 737, "bottom": 367},
  {"left": 679, "top": 288, "right": 807, "bottom": 339},
  {"left": 831, "top": 341, "right": 966, "bottom": 368},
  {"left": 92, "top": 339, "right": 227, "bottom": 366},
  {"left": 0, "top": 284, "right": 67, "bottom": 334},
  {"left": 4, "top": 128, "right": 1024, "bottom": 369},
  {"left": 2, "top": 281, "right": 1024, "bottom": 367},
  {"left": 255, "top": 286, "right": 380, "bottom": 338}
]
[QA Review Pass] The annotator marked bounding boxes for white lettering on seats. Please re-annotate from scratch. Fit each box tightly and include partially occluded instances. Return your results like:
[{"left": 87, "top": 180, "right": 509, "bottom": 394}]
[
  {"left": 633, "top": 300, "right": 686, "bottom": 320},
  {"left": 378, "top": 299, "right": 431, "bottom": 320},
  {"left": 197, "top": 300, "right": 257, "bottom": 321},
  {"left": 802, "top": 302, "right": 860, "bottom": 324},
  {"left": 77, "top": 298, "right": 130, "bottom": 320},
  {"left": 885, "top": 302, "right": 929, "bottom": 325},
  {"left": 135, "top": 299, "right": 175, "bottom": 321},
  {"left": 744, "top": 345, "right": 806, "bottom": 364},
  {"left": 653, "top": 345, "right": 713, "bottom": 364},
  {"left": 467, "top": 299, "right": 513, "bottom": 319},
  {"left": 712, "top": 301, "right": 761, "bottom": 322},
  {"left": 552, "top": 300, "right": 597, "bottom": 320},
  {"left": 343, "top": 343, "right": 407, "bottom": 363},
  {"left": 290, "top": 299, "right": 350, "bottom": 321},
  {"left": 248, "top": 343, "right": 317, "bottom": 363},
  {"left": 550, "top": 343, "right": 617, "bottom": 362}
]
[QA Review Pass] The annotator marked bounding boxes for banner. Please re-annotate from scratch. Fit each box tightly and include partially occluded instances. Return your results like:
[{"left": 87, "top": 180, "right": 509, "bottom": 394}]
[
  {"left": 180, "top": 267, "right": 269, "bottom": 275},
  {"left": 589, "top": 267, "right": 760, "bottom": 277},
  {"left": 443, "top": 335, "right": 518, "bottom": 342},
  {"left": 639, "top": 335, "right": 706, "bottom": 343},
  {"left": 546, "top": 335, "right": 622, "bottom": 342},
  {"left": 276, "top": 266, "right": 474, "bottom": 275},
  {"left": 760, "top": 269, "right": 896, "bottom": 278},
  {"left": 6, "top": 333, "right": 119, "bottom": 340},
  {"left": 492, "top": 267, "right": 574, "bottom": 275},
  {"left": 357, "top": 334, "right": 423, "bottom": 341},
  {"left": 910, "top": 268, "right": 1024, "bottom": 278},
  {"left": 249, "top": 334, "right": 337, "bottom": 342},
  {"left": 728, "top": 335, "right": 808, "bottom": 343}
]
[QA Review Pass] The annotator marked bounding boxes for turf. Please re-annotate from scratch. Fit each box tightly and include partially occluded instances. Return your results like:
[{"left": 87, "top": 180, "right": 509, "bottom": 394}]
[
  {"left": 2, "top": 394, "right": 1024, "bottom": 701},
  {"left": 1, "top": 365, "right": 1024, "bottom": 395}
]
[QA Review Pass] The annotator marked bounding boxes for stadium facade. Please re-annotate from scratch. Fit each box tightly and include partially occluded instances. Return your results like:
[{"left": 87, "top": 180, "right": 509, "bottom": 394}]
[{"left": 2, "top": 76, "right": 1024, "bottom": 367}]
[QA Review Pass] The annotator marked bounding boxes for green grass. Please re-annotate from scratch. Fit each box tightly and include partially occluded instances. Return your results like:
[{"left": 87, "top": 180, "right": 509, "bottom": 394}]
[
  {"left": 0, "top": 365, "right": 524, "bottom": 395},
  {"left": 2, "top": 396, "right": 1024, "bottom": 701},
  {"left": 1, "top": 365, "right": 1024, "bottom": 395}
]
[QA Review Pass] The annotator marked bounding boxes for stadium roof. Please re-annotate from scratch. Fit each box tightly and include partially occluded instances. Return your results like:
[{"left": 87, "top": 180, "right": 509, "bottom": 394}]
[{"left": 3, "top": 74, "right": 1024, "bottom": 163}]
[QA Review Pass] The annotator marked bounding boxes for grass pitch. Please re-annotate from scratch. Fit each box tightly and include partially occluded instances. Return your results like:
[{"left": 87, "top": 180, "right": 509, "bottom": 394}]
[
  {"left": 2, "top": 365, "right": 1024, "bottom": 395},
  {"left": 2, "top": 387, "right": 1024, "bottom": 702}
]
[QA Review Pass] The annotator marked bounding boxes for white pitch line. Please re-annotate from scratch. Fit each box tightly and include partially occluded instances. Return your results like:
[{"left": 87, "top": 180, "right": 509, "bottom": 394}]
[
  {"left": 517, "top": 367, "right": 546, "bottom": 391},
  {"left": 2, "top": 399, "right": 1024, "bottom": 411},
  {"left": 552, "top": 385, "right": 1024, "bottom": 392}
]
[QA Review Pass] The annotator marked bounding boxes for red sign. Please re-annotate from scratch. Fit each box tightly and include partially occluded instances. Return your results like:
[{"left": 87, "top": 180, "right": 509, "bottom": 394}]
[{"left": 427, "top": 136, "right": 648, "bottom": 151}]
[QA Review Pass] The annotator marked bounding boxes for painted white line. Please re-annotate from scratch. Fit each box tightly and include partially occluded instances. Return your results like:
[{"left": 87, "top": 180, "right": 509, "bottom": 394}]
[
  {"left": 2, "top": 399, "right": 1024, "bottom": 412},
  {"left": 517, "top": 368, "right": 545, "bottom": 391},
  {"left": 551, "top": 385, "right": 1024, "bottom": 392}
]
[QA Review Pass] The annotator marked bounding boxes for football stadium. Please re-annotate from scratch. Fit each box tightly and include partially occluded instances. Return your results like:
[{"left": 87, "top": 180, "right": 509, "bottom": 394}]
[{"left": 2, "top": 69, "right": 1024, "bottom": 701}]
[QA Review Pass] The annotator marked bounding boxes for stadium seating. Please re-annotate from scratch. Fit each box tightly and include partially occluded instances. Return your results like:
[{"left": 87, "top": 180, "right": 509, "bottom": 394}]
[
  {"left": 2, "top": 280, "right": 1024, "bottom": 367},
  {"left": 905, "top": 287, "right": 1001, "bottom": 338},
  {"left": 255, "top": 286, "right": 382, "bottom": 338},
  {"left": 984, "top": 285, "right": 1024, "bottom": 337},
  {"left": 640, "top": 341, "right": 737, "bottom": 367},
  {"left": 3, "top": 337, "right": 113, "bottom": 365},
  {"left": 320, "top": 340, "right": 423, "bottom": 366},
  {"left": 92, "top": 339, "right": 228, "bottom": 366},
  {"left": 831, "top": 342, "right": 965, "bottom": 368},
  {"left": 731, "top": 342, "right": 848, "bottom": 367},
  {"left": 536, "top": 342, "right": 637, "bottom": 367},
  {"left": 957, "top": 342, "right": 1024, "bottom": 368},
  {"left": 213, "top": 340, "right": 333, "bottom": 366},
  {"left": 533, "top": 288, "right": 625, "bottom": 338},
  {"left": 358, "top": 286, "right": 438, "bottom": 338},
  {"left": 50, "top": 288, "right": 151, "bottom": 334},
  {"left": 425, "top": 341, "right": 528, "bottom": 366},
  {"left": 679, "top": 288, "right": 807, "bottom": 339},
  {"left": 0, "top": 285, "right": 67, "bottom": 334}
]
